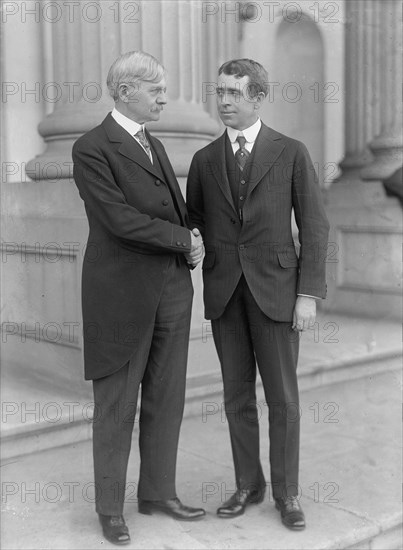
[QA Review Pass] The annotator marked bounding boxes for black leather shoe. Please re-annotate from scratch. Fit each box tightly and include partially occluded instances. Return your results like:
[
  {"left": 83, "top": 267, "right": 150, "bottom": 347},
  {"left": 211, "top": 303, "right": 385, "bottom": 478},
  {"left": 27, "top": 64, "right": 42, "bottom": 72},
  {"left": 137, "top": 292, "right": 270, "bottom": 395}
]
[
  {"left": 275, "top": 496, "right": 306, "bottom": 530},
  {"left": 98, "top": 514, "right": 131, "bottom": 545},
  {"left": 217, "top": 487, "right": 265, "bottom": 518},
  {"left": 138, "top": 497, "right": 206, "bottom": 521}
]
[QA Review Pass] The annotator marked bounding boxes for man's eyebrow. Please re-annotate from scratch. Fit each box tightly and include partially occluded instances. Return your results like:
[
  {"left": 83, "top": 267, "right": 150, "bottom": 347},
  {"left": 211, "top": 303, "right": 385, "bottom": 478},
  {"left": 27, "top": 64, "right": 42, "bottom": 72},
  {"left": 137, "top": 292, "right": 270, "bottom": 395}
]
[{"left": 216, "top": 86, "right": 241, "bottom": 93}]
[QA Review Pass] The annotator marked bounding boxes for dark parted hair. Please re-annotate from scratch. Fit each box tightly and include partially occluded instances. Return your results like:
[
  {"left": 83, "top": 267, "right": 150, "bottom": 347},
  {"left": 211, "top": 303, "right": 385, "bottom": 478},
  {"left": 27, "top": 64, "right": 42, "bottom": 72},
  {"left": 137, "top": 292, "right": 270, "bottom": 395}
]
[{"left": 218, "top": 59, "right": 269, "bottom": 97}]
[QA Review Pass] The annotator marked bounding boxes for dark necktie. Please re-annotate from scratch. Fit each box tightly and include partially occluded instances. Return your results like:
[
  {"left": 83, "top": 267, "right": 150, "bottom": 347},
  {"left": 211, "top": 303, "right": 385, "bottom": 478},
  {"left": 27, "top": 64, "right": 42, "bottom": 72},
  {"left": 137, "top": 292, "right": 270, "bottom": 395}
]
[
  {"left": 235, "top": 135, "right": 250, "bottom": 171},
  {"left": 135, "top": 128, "right": 153, "bottom": 163}
]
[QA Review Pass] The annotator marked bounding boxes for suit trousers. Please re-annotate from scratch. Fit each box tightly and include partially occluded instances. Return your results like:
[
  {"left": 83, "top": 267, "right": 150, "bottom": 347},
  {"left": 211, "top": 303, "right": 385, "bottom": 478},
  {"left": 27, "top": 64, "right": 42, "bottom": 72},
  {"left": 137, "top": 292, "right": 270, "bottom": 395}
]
[
  {"left": 211, "top": 276, "right": 300, "bottom": 499},
  {"left": 92, "top": 256, "right": 193, "bottom": 515}
]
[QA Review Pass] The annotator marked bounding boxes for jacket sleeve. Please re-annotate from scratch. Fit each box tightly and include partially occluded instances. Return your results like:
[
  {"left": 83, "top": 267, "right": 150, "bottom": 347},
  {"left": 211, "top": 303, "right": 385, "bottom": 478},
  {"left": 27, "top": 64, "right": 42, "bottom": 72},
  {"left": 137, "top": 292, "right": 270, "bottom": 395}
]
[
  {"left": 186, "top": 152, "right": 206, "bottom": 237},
  {"left": 72, "top": 136, "right": 192, "bottom": 254},
  {"left": 292, "top": 142, "right": 330, "bottom": 298}
]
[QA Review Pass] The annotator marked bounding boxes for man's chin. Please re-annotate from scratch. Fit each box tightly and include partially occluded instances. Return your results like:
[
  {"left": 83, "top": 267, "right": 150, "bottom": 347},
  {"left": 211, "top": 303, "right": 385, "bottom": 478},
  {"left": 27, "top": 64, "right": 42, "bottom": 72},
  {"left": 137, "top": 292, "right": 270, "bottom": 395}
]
[{"left": 220, "top": 114, "right": 236, "bottom": 126}]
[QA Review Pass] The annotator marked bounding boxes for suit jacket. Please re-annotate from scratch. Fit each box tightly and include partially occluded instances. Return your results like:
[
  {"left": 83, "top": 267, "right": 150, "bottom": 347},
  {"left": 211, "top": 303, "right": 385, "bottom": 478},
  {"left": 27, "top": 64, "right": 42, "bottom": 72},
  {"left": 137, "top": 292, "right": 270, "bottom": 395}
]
[
  {"left": 72, "top": 113, "right": 192, "bottom": 380},
  {"left": 186, "top": 123, "right": 330, "bottom": 322}
]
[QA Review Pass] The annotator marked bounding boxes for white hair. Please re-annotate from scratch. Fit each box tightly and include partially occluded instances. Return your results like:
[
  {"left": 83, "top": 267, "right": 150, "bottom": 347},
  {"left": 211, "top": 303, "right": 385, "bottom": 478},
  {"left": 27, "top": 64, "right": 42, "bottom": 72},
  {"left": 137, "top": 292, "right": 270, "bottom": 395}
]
[{"left": 107, "top": 51, "right": 165, "bottom": 101}]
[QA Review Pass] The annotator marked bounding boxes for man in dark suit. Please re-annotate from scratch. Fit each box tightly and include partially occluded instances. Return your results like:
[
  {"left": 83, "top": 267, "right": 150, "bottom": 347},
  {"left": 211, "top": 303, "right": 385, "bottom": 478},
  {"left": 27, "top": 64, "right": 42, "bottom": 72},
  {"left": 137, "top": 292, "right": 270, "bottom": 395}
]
[
  {"left": 72, "top": 51, "right": 205, "bottom": 545},
  {"left": 187, "top": 59, "right": 329, "bottom": 530}
]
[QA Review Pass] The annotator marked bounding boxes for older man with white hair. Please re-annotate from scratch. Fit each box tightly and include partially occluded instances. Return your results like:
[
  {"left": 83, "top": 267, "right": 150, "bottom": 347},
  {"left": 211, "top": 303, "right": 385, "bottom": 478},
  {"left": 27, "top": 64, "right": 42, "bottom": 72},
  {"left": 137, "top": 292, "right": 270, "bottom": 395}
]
[{"left": 72, "top": 51, "right": 205, "bottom": 545}]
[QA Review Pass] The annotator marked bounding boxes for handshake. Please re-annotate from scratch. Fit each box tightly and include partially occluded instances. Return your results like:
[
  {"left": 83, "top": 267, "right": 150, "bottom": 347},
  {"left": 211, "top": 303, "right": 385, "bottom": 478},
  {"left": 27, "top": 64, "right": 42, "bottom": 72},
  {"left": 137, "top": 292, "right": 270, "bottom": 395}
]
[{"left": 185, "top": 228, "right": 204, "bottom": 267}]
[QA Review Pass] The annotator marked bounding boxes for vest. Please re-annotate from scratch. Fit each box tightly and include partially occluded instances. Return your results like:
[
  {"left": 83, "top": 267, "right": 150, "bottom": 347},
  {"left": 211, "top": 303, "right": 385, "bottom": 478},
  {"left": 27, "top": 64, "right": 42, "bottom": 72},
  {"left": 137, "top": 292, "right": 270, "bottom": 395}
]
[{"left": 225, "top": 133, "right": 256, "bottom": 223}]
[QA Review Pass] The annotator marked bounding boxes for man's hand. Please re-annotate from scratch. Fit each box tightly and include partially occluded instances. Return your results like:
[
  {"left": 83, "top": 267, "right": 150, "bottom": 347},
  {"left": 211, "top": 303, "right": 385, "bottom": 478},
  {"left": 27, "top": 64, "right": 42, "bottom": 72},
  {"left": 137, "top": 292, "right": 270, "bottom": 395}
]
[
  {"left": 292, "top": 296, "right": 316, "bottom": 332},
  {"left": 185, "top": 228, "right": 204, "bottom": 267}
]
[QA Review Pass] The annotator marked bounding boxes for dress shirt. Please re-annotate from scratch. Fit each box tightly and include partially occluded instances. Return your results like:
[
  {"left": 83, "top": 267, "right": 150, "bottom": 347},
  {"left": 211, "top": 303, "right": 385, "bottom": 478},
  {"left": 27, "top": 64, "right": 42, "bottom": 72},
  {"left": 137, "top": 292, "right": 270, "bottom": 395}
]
[
  {"left": 111, "top": 108, "right": 153, "bottom": 162},
  {"left": 227, "top": 118, "right": 261, "bottom": 155}
]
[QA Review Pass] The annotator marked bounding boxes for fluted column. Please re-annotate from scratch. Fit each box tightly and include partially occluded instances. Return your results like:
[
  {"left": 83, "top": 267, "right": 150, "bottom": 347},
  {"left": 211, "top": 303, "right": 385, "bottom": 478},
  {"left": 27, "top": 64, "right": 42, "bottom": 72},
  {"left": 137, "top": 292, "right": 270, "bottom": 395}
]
[
  {"left": 200, "top": 2, "right": 240, "bottom": 124},
  {"left": 27, "top": 0, "right": 225, "bottom": 180},
  {"left": 339, "top": 0, "right": 374, "bottom": 171},
  {"left": 144, "top": 0, "right": 221, "bottom": 176},
  {"left": 361, "top": 0, "right": 403, "bottom": 180},
  {"left": 26, "top": 0, "right": 120, "bottom": 180}
]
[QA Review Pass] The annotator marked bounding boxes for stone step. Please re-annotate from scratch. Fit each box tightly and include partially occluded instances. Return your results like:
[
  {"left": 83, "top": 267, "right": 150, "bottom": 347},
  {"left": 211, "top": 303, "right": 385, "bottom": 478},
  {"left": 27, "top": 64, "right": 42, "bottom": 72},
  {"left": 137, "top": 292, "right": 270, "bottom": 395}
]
[
  {"left": 347, "top": 523, "right": 402, "bottom": 550},
  {"left": 1, "top": 313, "right": 401, "bottom": 460}
]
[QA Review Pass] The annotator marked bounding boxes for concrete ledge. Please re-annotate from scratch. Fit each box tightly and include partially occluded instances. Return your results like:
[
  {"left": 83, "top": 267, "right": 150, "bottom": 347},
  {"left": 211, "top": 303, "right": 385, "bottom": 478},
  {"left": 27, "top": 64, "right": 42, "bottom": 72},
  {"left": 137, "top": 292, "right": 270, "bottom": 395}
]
[
  {"left": 1, "top": 417, "right": 92, "bottom": 462},
  {"left": 345, "top": 521, "right": 402, "bottom": 550},
  {"left": 2, "top": 313, "right": 401, "bottom": 460}
]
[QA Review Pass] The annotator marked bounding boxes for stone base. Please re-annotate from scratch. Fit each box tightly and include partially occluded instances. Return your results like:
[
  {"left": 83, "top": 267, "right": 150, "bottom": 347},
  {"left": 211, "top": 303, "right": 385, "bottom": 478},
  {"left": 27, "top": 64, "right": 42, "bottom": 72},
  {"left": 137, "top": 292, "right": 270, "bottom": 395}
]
[
  {"left": 2, "top": 311, "right": 401, "bottom": 460},
  {"left": 323, "top": 173, "right": 402, "bottom": 320}
]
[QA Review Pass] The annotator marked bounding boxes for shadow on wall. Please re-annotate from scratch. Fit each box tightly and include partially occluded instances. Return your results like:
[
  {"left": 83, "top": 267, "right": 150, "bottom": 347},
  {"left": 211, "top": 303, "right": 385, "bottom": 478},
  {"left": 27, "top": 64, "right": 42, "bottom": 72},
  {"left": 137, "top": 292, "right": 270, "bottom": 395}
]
[{"left": 383, "top": 166, "right": 403, "bottom": 207}]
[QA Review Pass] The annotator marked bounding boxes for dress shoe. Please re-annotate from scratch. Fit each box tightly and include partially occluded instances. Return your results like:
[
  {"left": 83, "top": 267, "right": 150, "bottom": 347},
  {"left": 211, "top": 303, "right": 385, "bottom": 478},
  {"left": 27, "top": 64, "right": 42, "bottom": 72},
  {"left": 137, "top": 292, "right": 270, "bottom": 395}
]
[
  {"left": 275, "top": 496, "right": 306, "bottom": 530},
  {"left": 217, "top": 487, "right": 265, "bottom": 518},
  {"left": 98, "top": 514, "right": 131, "bottom": 545},
  {"left": 138, "top": 497, "right": 206, "bottom": 520}
]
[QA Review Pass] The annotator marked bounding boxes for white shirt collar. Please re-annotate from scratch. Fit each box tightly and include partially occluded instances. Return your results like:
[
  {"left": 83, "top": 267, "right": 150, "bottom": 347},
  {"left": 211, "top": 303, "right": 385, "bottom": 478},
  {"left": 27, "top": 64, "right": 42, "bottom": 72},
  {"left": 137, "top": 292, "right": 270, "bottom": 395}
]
[
  {"left": 111, "top": 107, "right": 145, "bottom": 137},
  {"left": 227, "top": 118, "right": 262, "bottom": 144}
]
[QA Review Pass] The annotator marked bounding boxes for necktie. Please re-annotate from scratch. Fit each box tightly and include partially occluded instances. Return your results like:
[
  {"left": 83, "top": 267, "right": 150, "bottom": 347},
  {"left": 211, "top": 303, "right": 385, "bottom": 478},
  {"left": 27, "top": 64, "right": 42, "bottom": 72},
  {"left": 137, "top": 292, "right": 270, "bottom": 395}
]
[
  {"left": 135, "top": 128, "right": 153, "bottom": 163},
  {"left": 235, "top": 135, "right": 250, "bottom": 171}
]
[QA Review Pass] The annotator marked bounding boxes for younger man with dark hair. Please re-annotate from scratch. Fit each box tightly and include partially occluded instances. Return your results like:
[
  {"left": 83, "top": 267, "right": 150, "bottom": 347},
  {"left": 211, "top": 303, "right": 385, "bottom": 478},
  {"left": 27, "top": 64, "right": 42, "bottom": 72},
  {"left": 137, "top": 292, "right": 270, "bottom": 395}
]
[{"left": 187, "top": 58, "right": 329, "bottom": 530}]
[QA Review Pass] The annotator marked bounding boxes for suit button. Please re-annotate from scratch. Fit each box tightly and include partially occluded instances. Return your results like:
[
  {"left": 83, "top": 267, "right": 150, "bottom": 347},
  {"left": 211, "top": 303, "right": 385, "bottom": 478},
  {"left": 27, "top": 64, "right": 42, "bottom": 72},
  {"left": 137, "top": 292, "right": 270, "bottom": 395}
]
[
  {"left": 239, "top": 196, "right": 244, "bottom": 201},
  {"left": 162, "top": 199, "right": 169, "bottom": 206},
  {"left": 239, "top": 244, "right": 245, "bottom": 250},
  {"left": 230, "top": 218, "right": 236, "bottom": 224},
  {"left": 240, "top": 180, "right": 246, "bottom": 185},
  {"left": 182, "top": 242, "right": 187, "bottom": 247},
  {"left": 155, "top": 179, "right": 161, "bottom": 186},
  {"left": 176, "top": 241, "right": 181, "bottom": 246}
]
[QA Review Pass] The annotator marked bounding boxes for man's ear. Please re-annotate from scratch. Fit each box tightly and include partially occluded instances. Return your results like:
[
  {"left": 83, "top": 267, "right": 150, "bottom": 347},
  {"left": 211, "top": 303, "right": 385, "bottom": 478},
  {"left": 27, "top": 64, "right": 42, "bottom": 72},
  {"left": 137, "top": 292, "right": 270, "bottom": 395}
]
[
  {"left": 117, "top": 83, "right": 130, "bottom": 102},
  {"left": 254, "top": 92, "right": 266, "bottom": 109},
  {"left": 119, "top": 82, "right": 141, "bottom": 103}
]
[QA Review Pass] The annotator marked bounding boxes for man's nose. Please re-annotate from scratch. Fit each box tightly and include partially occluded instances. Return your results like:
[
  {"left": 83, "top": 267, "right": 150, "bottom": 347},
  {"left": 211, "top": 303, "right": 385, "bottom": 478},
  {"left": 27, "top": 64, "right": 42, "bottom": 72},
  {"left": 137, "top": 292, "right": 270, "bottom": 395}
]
[
  {"left": 218, "top": 93, "right": 230, "bottom": 106},
  {"left": 158, "top": 91, "right": 167, "bottom": 104}
]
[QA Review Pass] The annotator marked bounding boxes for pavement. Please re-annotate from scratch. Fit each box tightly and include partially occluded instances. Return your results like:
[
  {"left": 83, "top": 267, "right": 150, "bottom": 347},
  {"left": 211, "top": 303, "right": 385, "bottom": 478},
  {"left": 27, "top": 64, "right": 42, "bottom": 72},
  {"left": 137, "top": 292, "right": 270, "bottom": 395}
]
[{"left": 1, "top": 365, "right": 402, "bottom": 550}]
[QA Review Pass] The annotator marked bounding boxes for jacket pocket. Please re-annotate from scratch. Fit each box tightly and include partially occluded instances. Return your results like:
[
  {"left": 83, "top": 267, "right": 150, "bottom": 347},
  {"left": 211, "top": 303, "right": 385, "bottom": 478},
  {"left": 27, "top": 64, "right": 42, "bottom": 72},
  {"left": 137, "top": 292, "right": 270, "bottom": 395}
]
[{"left": 277, "top": 250, "right": 299, "bottom": 268}]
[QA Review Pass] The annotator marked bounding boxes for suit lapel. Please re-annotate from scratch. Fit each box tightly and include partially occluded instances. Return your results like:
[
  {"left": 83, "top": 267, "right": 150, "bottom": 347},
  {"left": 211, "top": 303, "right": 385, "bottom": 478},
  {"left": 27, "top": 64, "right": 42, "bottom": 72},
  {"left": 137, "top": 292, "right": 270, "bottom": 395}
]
[
  {"left": 246, "top": 123, "right": 285, "bottom": 197},
  {"left": 102, "top": 113, "right": 188, "bottom": 225},
  {"left": 147, "top": 132, "right": 177, "bottom": 192},
  {"left": 210, "top": 132, "right": 238, "bottom": 214},
  {"left": 118, "top": 140, "right": 164, "bottom": 180},
  {"left": 102, "top": 113, "right": 164, "bottom": 180}
]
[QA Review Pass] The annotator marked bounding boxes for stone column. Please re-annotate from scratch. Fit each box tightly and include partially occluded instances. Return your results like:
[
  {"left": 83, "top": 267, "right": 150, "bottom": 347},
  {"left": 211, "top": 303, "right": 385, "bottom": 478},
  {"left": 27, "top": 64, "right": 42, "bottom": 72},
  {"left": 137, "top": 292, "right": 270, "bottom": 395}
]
[
  {"left": 339, "top": 0, "right": 375, "bottom": 171},
  {"left": 361, "top": 0, "right": 403, "bottom": 180},
  {"left": 26, "top": 0, "right": 222, "bottom": 180},
  {"left": 26, "top": 0, "right": 120, "bottom": 180},
  {"left": 141, "top": 0, "right": 220, "bottom": 176},
  {"left": 200, "top": 3, "right": 240, "bottom": 124}
]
